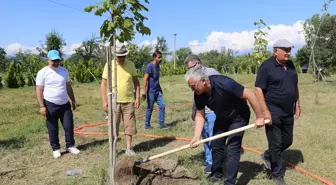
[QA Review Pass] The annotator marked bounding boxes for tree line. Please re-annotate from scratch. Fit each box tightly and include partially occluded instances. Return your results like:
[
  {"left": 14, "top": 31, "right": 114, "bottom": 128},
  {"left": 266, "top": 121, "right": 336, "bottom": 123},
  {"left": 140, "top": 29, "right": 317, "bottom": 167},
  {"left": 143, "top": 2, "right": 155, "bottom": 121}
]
[{"left": 0, "top": 12, "right": 336, "bottom": 89}]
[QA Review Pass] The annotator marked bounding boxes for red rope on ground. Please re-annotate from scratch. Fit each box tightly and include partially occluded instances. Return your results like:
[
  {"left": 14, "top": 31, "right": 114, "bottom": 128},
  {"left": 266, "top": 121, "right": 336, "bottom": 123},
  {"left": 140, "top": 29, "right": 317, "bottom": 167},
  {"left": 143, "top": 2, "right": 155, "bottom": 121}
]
[{"left": 73, "top": 104, "right": 335, "bottom": 185}]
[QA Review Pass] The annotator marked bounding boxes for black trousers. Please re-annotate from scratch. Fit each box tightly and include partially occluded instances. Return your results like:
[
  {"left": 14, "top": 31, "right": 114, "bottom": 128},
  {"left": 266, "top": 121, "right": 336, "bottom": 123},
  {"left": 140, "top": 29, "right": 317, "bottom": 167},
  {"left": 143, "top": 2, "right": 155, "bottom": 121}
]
[
  {"left": 264, "top": 115, "right": 294, "bottom": 178},
  {"left": 211, "top": 109, "right": 250, "bottom": 185},
  {"left": 45, "top": 100, "right": 75, "bottom": 151}
]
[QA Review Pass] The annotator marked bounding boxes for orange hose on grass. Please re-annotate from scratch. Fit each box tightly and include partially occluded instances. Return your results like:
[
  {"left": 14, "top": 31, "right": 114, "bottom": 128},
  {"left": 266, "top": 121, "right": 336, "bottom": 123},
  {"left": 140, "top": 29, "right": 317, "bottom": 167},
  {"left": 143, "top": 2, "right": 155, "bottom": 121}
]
[{"left": 73, "top": 104, "right": 335, "bottom": 185}]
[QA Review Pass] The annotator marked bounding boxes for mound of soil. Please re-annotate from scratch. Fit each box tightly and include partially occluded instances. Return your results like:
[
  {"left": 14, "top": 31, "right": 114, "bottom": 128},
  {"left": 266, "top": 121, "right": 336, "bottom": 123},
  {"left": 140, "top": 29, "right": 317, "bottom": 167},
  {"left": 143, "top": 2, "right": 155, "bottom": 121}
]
[{"left": 115, "top": 158, "right": 198, "bottom": 185}]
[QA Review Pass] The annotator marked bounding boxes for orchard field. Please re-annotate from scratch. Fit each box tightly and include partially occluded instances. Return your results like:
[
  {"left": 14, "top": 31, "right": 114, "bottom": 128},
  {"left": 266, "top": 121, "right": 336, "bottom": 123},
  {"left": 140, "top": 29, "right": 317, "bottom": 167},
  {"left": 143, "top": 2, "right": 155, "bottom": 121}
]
[{"left": 0, "top": 73, "right": 335, "bottom": 185}]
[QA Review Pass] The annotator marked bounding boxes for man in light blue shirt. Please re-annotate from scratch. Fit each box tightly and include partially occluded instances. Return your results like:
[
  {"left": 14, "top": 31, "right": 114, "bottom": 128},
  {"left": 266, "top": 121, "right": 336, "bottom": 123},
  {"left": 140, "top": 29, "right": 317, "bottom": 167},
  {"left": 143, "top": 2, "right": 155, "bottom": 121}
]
[{"left": 184, "top": 54, "right": 220, "bottom": 173}]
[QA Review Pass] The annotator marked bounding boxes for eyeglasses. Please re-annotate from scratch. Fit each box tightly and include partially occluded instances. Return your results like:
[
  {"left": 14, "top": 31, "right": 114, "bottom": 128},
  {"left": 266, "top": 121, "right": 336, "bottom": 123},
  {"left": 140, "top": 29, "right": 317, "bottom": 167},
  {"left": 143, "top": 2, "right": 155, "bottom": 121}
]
[
  {"left": 188, "top": 63, "right": 197, "bottom": 69},
  {"left": 277, "top": 47, "right": 291, "bottom": 53}
]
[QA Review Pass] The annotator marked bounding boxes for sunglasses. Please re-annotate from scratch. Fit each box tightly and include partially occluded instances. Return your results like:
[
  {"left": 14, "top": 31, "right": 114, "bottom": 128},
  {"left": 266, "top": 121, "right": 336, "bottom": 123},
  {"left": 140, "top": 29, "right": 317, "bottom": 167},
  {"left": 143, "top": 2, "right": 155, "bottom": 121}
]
[{"left": 51, "top": 59, "right": 61, "bottom": 63}]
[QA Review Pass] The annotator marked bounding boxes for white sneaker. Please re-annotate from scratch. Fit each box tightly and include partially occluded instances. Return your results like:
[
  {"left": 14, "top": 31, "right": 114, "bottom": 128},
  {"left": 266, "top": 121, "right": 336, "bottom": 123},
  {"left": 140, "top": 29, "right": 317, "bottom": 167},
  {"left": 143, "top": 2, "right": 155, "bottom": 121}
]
[
  {"left": 53, "top": 150, "right": 61, "bottom": 159},
  {"left": 67, "top": 147, "right": 80, "bottom": 155},
  {"left": 125, "top": 148, "right": 136, "bottom": 156}
]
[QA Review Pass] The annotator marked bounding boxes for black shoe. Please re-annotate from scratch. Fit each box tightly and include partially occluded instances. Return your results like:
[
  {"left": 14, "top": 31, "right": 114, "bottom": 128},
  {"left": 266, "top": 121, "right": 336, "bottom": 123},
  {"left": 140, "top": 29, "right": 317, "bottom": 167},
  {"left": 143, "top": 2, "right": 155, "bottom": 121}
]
[
  {"left": 144, "top": 126, "right": 153, "bottom": 129},
  {"left": 260, "top": 153, "right": 271, "bottom": 170},
  {"left": 204, "top": 164, "right": 212, "bottom": 174},
  {"left": 272, "top": 176, "right": 287, "bottom": 185},
  {"left": 160, "top": 125, "right": 170, "bottom": 130},
  {"left": 207, "top": 172, "right": 222, "bottom": 183}
]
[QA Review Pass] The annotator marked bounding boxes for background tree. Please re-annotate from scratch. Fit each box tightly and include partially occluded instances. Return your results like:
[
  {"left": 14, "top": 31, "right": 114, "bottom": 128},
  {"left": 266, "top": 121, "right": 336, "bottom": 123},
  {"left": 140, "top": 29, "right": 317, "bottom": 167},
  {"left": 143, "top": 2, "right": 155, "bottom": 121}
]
[
  {"left": 155, "top": 36, "right": 169, "bottom": 60},
  {"left": 295, "top": 45, "right": 311, "bottom": 67},
  {"left": 0, "top": 47, "right": 7, "bottom": 73},
  {"left": 175, "top": 47, "right": 192, "bottom": 65},
  {"left": 302, "top": 13, "right": 336, "bottom": 76},
  {"left": 127, "top": 42, "right": 152, "bottom": 68},
  {"left": 252, "top": 19, "right": 271, "bottom": 72},
  {"left": 36, "top": 30, "right": 67, "bottom": 58},
  {"left": 74, "top": 35, "right": 105, "bottom": 66}
]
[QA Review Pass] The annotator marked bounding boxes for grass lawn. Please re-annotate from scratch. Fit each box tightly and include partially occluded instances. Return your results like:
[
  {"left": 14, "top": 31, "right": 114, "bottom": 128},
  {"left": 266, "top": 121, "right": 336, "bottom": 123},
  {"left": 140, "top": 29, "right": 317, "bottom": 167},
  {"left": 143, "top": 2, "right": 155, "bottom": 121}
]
[{"left": 0, "top": 73, "right": 335, "bottom": 185}]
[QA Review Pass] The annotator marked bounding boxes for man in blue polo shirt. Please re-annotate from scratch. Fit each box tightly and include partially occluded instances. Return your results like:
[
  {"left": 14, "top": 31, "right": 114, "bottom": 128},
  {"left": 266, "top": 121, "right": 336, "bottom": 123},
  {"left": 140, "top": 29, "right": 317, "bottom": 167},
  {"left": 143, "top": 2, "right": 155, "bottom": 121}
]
[
  {"left": 142, "top": 51, "right": 169, "bottom": 129},
  {"left": 185, "top": 66, "right": 265, "bottom": 185},
  {"left": 254, "top": 39, "right": 301, "bottom": 185}
]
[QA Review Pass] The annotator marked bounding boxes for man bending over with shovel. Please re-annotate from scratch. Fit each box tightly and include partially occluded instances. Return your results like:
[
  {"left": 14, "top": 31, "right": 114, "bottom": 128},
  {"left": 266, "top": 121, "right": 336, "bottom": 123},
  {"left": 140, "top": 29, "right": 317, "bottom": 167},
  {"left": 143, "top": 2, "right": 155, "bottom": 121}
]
[{"left": 185, "top": 66, "right": 265, "bottom": 185}]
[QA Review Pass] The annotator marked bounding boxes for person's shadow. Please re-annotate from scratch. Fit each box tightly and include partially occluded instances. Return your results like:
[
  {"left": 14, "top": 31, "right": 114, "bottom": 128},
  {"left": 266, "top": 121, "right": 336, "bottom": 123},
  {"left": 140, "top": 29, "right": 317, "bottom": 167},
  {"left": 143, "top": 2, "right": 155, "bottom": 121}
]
[
  {"left": 0, "top": 137, "right": 26, "bottom": 150},
  {"left": 283, "top": 149, "right": 304, "bottom": 168},
  {"left": 132, "top": 138, "right": 174, "bottom": 152},
  {"left": 236, "top": 161, "right": 264, "bottom": 185},
  {"left": 77, "top": 139, "right": 110, "bottom": 151}
]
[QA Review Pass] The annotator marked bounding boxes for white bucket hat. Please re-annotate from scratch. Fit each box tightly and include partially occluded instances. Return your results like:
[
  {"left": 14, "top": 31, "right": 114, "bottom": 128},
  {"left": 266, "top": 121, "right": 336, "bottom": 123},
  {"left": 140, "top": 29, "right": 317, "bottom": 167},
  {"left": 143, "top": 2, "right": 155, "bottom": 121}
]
[{"left": 112, "top": 45, "right": 129, "bottom": 56}]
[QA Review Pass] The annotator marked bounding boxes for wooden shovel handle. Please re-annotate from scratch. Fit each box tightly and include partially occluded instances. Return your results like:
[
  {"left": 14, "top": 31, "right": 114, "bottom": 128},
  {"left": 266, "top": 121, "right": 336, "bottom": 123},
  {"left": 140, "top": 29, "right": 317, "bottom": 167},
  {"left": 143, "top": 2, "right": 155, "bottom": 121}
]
[{"left": 145, "top": 119, "right": 270, "bottom": 162}]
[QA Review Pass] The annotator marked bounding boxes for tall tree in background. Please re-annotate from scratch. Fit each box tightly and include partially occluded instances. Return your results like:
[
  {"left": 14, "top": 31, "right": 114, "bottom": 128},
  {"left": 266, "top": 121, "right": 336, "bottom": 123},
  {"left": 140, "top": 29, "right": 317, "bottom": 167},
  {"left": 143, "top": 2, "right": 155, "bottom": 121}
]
[
  {"left": 176, "top": 47, "right": 192, "bottom": 65},
  {"left": 127, "top": 42, "right": 152, "bottom": 68},
  {"left": 295, "top": 45, "right": 311, "bottom": 67},
  {"left": 155, "top": 36, "right": 169, "bottom": 58},
  {"left": 0, "top": 47, "right": 7, "bottom": 72},
  {"left": 74, "top": 35, "right": 105, "bottom": 66},
  {"left": 36, "top": 30, "right": 67, "bottom": 58},
  {"left": 252, "top": 19, "right": 271, "bottom": 67},
  {"left": 302, "top": 12, "right": 336, "bottom": 76}
]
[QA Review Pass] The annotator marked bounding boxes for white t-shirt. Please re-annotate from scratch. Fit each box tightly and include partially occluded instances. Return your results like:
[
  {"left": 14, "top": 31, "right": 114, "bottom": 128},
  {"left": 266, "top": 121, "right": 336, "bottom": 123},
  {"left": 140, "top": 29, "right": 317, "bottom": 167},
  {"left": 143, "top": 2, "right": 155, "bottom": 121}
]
[{"left": 36, "top": 66, "right": 70, "bottom": 105}]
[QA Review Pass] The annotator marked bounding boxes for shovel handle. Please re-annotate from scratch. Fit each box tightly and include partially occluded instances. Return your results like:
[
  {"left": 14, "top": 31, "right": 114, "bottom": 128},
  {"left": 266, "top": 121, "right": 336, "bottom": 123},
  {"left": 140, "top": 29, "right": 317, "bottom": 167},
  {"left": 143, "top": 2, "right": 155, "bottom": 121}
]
[{"left": 143, "top": 119, "right": 270, "bottom": 163}]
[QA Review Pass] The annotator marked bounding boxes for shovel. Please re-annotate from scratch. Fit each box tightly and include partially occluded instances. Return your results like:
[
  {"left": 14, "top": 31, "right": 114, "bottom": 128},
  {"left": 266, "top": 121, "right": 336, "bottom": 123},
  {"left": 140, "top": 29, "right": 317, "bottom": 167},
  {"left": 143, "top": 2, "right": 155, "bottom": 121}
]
[{"left": 134, "top": 119, "right": 270, "bottom": 166}]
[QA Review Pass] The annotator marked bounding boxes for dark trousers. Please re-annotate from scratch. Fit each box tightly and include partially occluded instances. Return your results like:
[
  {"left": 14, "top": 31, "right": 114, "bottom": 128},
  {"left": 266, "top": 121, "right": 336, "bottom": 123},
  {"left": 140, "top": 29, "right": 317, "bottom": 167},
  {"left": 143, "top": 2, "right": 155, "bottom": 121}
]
[
  {"left": 45, "top": 100, "right": 75, "bottom": 151},
  {"left": 264, "top": 115, "right": 294, "bottom": 178},
  {"left": 211, "top": 109, "right": 250, "bottom": 185}
]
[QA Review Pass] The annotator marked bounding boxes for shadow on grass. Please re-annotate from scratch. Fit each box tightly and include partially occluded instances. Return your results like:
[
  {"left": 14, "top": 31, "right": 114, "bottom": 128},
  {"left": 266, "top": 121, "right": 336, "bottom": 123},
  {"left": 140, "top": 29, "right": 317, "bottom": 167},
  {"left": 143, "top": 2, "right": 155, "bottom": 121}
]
[
  {"left": 166, "top": 117, "right": 189, "bottom": 128},
  {"left": 236, "top": 161, "right": 264, "bottom": 185},
  {"left": 0, "top": 121, "right": 12, "bottom": 126},
  {"left": 77, "top": 138, "right": 121, "bottom": 151},
  {"left": 133, "top": 138, "right": 174, "bottom": 152},
  {"left": 0, "top": 136, "right": 26, "bottom": 149},
  {"left": 284, "top": 149, "right": 304, "bottom": 166}
]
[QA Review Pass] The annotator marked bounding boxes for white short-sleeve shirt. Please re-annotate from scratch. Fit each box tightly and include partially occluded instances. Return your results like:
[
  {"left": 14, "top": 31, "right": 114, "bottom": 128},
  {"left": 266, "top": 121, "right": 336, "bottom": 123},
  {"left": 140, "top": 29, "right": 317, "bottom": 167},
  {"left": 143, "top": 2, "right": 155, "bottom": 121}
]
[{"left": 36, "top": 66, "right": 70, "bottom": 105}]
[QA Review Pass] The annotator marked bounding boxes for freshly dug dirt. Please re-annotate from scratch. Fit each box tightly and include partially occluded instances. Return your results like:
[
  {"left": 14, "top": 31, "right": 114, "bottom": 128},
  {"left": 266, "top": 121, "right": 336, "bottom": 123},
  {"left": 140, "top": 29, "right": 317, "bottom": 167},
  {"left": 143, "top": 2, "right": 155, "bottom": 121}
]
[{"left": 115, "top": 158, "right": 198, "bottom": 185}]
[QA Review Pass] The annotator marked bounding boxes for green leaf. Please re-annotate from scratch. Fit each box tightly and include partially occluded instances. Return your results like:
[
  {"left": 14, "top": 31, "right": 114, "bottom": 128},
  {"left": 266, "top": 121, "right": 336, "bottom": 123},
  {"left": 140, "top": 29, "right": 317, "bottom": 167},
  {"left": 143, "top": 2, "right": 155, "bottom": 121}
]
[
  {"left": 94, "top": 8, "right": 106, "bottom": 16},
  {"left": 123, "top": 18, "right": 133, "bottom": 28},
  {"left": 84, "top": 6, "right": 95, "bottom": 12},
  {"left": 141, "top": 26, "right": 151, "bottom": 35},
  {"left": 103, "top": 0, "right": 110, "bottom": 9},
  {"left": 108, "top": 21, "right": 114, "bottom": 31}
]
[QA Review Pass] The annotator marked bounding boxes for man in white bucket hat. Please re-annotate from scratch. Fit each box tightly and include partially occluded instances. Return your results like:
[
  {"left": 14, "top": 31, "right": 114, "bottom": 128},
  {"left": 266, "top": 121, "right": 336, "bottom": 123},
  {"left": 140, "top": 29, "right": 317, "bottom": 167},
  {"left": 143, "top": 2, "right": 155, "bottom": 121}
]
[{"left": 100, "top": 45, "right": 141, "bottom": 156}]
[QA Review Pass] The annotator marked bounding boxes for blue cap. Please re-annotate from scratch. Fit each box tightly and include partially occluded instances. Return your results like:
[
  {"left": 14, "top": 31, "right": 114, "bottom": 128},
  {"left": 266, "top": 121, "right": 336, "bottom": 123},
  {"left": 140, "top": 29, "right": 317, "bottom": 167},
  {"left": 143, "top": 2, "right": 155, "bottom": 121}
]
[{"left": 47, "top": 50, "right": 61, "bottom": 60}]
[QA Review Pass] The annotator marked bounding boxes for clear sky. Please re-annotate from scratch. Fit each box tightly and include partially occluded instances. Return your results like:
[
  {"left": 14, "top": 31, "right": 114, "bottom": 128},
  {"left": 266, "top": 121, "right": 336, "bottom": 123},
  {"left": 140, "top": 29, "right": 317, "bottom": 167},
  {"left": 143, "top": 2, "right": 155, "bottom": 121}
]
[{"left": 1, "top": 0, "right": 335, "bottom": 55}]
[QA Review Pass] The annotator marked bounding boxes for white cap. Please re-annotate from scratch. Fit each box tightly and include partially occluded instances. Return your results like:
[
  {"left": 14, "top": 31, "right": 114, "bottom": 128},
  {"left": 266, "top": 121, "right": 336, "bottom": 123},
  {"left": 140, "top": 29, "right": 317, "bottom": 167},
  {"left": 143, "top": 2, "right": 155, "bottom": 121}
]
[{"left": 273, "top": 39, "right": 294, "bottom": 48}]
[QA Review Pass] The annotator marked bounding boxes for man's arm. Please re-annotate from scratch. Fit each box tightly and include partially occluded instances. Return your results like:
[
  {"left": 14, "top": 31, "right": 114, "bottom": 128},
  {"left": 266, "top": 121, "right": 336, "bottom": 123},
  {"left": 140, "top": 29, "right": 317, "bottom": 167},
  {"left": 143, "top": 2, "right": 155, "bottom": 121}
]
[
  {"left": 143, "top": 73, "right": 149, "bottom": 94},
  {"left": 241, "top": 88, "right": 263, "bottom": 118},
  {"left": 194, "top": 109, "right": 205, "bottom": 138},
  {"left": 133, "top": 76, "right": 140, "bottom": 101},
  {"left": 100, "top": 79, "right": 108, "bottom": 105},
  {"left": 66, "top": 82, "right": 76, "bottom": 103},
  {"left": 296, "top": 85, "right": 300, "bottom": 105},
  {"left": 36, "top": 85, "right": 45, "bottom": 108},
  {"left": 253, "top": 87, "right": 269, "bottom": 113}
]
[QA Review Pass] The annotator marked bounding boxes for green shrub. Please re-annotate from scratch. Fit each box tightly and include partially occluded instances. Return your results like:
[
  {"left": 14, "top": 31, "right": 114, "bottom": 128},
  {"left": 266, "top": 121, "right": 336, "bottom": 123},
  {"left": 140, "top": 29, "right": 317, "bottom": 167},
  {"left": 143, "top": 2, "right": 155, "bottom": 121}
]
[
  {"left": 5, "top": 62, "right": 25, "bottom": 88},
  {"left": 0, "top": 76, "right": 3, "bottom": 89}
]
